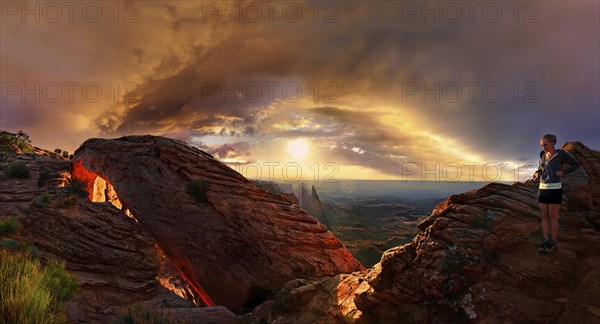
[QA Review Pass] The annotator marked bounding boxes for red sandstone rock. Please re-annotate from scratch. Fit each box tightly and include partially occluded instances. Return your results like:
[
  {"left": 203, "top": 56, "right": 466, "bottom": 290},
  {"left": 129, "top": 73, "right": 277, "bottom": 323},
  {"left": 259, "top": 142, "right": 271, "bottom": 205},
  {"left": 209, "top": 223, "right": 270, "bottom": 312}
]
[
  {"left": 249, "top": 142, "right": 600, "bottom": 323},
  {"left": 5, "top": 134, "right": 597, "bottom": 323},
  {"left": 72, "top": 135, "right": 364, "bottom": 313},
  {"left": 1, "top": 134, "right": 362, "bottom": 320},
  {"left": 0, "top": 149, "right": 189, "bottom": 322}
]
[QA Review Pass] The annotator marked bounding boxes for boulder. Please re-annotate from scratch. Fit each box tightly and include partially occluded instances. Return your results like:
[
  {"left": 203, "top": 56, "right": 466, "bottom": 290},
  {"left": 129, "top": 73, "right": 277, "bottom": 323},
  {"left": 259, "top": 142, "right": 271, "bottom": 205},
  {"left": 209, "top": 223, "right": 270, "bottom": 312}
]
[{"left": 72, "top": 135, "right": 364, "bottom": 313}]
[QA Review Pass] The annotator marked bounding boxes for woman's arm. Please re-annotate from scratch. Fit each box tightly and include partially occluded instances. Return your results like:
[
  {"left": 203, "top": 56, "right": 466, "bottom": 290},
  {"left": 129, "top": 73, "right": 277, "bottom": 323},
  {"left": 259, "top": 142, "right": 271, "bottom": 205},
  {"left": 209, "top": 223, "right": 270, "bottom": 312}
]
[{"left": 560, "top": 150, "right": 581, "bottom": 175}]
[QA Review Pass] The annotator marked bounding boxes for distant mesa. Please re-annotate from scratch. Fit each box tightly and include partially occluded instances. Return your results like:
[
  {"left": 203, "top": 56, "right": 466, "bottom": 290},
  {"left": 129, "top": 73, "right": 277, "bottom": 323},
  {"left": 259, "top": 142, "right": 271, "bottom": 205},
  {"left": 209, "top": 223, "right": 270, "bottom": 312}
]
[{"left": 294, "top": 182, "right": 326, "bottom": 220}]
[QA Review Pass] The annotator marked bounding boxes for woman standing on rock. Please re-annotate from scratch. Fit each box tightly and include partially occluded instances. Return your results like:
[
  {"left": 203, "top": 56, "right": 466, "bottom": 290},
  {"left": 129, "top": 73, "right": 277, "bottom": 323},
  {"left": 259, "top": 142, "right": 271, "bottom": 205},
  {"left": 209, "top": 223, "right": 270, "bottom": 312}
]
[{"left": 536, "top": 134, "right": 580, "bottom": 253}]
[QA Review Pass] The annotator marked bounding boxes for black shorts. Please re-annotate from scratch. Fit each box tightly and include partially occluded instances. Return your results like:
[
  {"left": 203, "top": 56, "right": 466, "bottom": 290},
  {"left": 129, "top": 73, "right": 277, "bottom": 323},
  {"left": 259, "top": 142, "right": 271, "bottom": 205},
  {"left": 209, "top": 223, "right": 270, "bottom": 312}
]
[{"left": 538, "top": 188, "right": 563, "bottom": 204}]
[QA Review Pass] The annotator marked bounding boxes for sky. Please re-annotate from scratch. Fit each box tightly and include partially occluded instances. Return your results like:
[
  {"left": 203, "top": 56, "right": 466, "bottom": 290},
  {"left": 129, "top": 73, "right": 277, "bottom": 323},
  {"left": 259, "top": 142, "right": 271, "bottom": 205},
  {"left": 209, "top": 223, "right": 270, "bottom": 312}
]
[{"left": 1, "top": 0, "right": 599, "bottom": 182}]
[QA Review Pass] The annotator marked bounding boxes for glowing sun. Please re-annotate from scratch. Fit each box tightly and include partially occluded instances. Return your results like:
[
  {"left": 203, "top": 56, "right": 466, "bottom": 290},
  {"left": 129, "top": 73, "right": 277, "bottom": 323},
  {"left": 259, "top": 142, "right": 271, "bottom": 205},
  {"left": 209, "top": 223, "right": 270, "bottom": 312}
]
[{"left": 287, "top": 139, "right": 309, "bottom": 159}]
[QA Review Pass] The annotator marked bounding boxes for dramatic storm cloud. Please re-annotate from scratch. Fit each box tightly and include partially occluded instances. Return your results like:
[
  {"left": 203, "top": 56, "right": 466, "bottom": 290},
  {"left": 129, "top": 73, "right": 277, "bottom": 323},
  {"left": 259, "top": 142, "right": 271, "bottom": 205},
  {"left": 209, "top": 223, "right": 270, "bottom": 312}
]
[{"left": 1, "top": 0, "right": 598, "bottom": 180}]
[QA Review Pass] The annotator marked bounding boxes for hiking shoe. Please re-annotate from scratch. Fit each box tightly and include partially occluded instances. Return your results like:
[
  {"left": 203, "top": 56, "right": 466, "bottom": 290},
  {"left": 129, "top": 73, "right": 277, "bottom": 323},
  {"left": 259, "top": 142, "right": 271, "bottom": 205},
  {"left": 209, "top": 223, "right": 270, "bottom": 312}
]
[
  {"left": 546, "top": 239, "right": 557, "bottom": 253},
  {"left": 538, "top": 239, "right": 550, "bottom": 253}
]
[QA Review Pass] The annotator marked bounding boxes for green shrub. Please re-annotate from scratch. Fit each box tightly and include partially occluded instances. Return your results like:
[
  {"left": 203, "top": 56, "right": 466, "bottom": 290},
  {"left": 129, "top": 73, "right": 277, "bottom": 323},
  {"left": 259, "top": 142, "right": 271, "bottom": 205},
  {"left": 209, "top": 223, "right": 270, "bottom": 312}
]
[
  {"left": 0, "top": 239, "right": 40, "bottom": 259},
  {"left": 0, "top": 238, "right": 19, "bottom": 250},
  {"left": 116, "top": 303, "right": 177, "bottom": 324},
  {"left": 0, "top": 130, "right": 33, "bottom": 153},
  {"left": 38, "top": 170, "right": 52, "bottom": 187},
  {"left": 14, "top": 131, "right": 34, "bottom": 153},
  {"left": 186, "top": 180, "right": 208, "bottom": 203},
  {"left": 0, "top": 216, "right": 20, "bottom": 236},
  {"left": 64, "top": 178, "right": 88, "bottom": 199},
  {"left": 17, "top": 143, "right": 34, "bottom": 153},
  {"left": 15, "top": 131, "right": 32, "bottom": 150},
  {"left": 61, "top": 194, "right": 78, "bottom": 207},
  {"left": 41, "top": 260, "right": 79, "bottom": 303},
  {"left": 6, "top": 161, "right": 30, "bottom": 178},
  {"left": 33, "top": 193, "right": 52, "bottom": 208},
  {"left": 0, "top": 250, "right": 78, "bottom": 324},
  {"left": 21, "top": 242, "right": 41, "bottom": 259},
  {"left": 0, "top": 251, "right": 54, "bottom": 324},
  {"left": 61, "top": 151, "right": 69, "bottom": 159}
]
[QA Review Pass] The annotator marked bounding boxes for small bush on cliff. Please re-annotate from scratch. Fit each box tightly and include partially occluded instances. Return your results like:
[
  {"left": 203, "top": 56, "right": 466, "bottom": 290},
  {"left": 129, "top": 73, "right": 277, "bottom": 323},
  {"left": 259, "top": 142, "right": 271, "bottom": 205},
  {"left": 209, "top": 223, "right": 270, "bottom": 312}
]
[
  {"left": 0, "top": 216, "right": 20, "bottom": 236},
  {"left": 61, "top": 178, "right": 88, "bottom": 207},
  {"left": 0, "top": 239, "right": 40, "bottom": 259},
  {"left": 0, "top": 130, "right": 33, "bottom": 153},
  {"left": 186, "top": 180, "right": 208, "bottom": 203},
  {"left": 61, "top": 194, "right": 78, "bottom": 207},
  {"left": 33, "top": 193, "right": 52, "bottom": 208},
  {"left": 64, "top": 178, "right": 88, "bottom": 198},
  {"left": 6, "top": 161, "right": 30, "bottom": 178},
  {"left": 0, "top": 250, "right": 78, "bottom": 324},
  {"left": 0, "top": 238, "right": 19, "bottom": 250},
  {"left": 116, "top": 303, "right": 177, "bottom": 324},
  {"left": 41, "top": 259, "right": 80, "bottom": 303}
]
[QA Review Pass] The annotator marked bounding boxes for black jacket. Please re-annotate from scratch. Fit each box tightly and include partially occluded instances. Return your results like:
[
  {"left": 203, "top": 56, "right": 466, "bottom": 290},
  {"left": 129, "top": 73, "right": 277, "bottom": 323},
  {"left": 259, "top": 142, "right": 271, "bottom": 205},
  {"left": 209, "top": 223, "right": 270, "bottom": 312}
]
[{"left": 536, "top": 149, "right": 580, "bottom": 184}]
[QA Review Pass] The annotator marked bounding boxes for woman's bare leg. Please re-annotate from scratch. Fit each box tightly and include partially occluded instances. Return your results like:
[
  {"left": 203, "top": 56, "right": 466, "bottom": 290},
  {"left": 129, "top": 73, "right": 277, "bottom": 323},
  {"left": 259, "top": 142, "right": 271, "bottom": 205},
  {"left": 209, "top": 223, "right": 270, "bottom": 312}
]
[
  {"left": 539, "top": 203, "right": 550, "bottom": 239},
  {"left": 549, "top": 203, "right": 561, "bottom": 241}
]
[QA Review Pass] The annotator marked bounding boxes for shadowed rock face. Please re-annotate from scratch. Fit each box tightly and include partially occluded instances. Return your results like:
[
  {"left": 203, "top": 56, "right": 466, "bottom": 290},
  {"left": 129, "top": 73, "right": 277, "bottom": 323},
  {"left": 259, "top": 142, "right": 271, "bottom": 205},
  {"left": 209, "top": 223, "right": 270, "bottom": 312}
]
[
  {"left": 555, "top": 142, "right": 600, "bottom": 230},
  {"left": 72, "top": 135, "right": 364, "bottom": 312},
  {"left": 0, "top": 147, "right": 175, "bottom": 322},
  {"left": 250, "top": 142, "right": 600, "bottom": 323}
]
